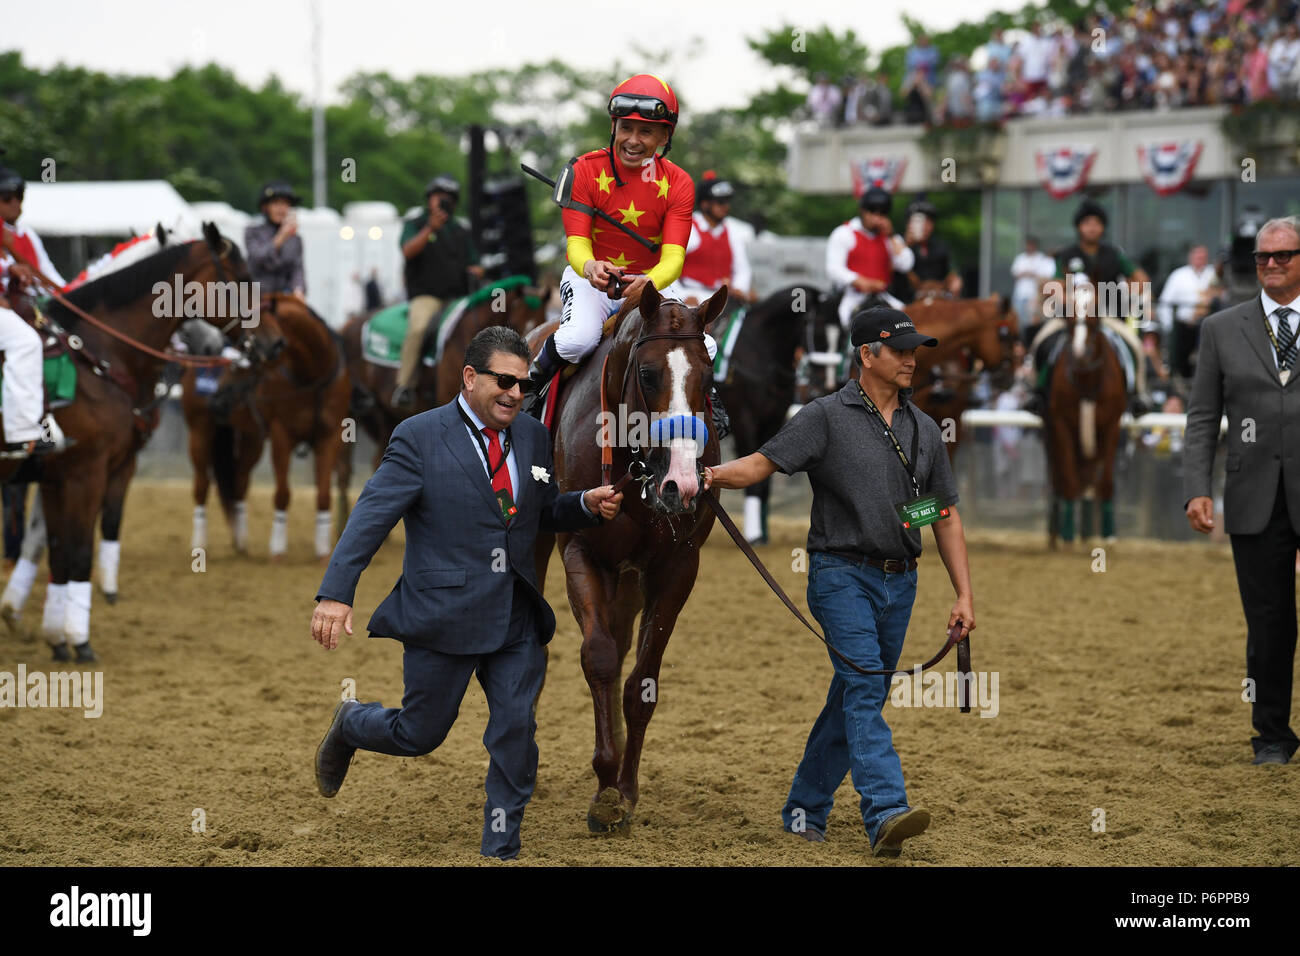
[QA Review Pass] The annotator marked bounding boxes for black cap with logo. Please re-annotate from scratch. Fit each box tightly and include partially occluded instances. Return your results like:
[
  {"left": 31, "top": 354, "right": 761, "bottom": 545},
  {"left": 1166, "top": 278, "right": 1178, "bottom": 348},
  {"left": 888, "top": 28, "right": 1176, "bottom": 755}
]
[{"left": 850, "top": 306, "right": 938, "bottom": 350}]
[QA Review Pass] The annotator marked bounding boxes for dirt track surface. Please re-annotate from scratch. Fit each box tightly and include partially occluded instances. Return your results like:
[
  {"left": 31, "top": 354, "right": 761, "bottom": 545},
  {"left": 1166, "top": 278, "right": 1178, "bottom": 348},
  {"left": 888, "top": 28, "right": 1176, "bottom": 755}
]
[{"left": 1, "top": 480, "right": 1295, "bottom": 866}]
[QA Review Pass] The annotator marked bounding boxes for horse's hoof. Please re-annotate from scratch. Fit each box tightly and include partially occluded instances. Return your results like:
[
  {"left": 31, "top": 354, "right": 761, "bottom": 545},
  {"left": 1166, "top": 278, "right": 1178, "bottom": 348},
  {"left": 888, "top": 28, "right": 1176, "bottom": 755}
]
[
  {"left": 103, "top": 591, "right": 118, "bottom": 606},
  {"left": 270, "top": 553, "right": 285, "bottom": 565},
  {"left": 587, "top": 787, "right": 634, "bottom": 834}
]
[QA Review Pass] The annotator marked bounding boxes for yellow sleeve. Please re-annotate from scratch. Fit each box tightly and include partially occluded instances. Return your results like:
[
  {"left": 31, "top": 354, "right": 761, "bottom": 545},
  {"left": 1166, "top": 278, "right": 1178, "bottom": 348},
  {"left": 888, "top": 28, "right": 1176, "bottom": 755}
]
[
  {"left": 646, "top": 243, "right": 685, "bottom": 290},
  {"left": 567, "top": 236, "right": 594, "bottom": 277}
]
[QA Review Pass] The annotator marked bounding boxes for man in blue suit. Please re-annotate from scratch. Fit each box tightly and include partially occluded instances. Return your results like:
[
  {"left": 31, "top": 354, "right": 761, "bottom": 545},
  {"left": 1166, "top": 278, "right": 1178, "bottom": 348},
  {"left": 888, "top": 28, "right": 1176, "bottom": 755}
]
[{"left": 311, "top": 325, "right": 623, "bottom": 859}]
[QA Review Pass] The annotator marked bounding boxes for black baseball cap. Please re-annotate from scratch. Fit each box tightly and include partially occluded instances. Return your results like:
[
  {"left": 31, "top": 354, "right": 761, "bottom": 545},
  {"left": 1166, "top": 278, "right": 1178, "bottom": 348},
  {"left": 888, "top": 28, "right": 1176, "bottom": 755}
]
[{"left": 850, "top": 306, "right": 938, "bottom": 350}]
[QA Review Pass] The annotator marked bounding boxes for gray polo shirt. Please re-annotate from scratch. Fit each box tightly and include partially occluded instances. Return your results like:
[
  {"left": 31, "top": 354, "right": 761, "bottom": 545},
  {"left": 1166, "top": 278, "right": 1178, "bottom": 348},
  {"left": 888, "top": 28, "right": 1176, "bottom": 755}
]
[{"left": 758, "top": 381, "right": 959, "bottom": 559}]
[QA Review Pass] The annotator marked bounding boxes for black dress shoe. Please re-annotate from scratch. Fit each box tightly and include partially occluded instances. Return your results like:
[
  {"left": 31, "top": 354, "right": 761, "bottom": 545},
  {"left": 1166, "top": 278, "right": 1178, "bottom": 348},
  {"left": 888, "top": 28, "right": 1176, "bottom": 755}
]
[
  {"left": 50, "top": 643, "right": 71, "bottom": 663},
  {"left": 316, "top": 699, "right": 359, "bottom": 797},
  {"left": 73, "top": 643, "right": 99, "bottom": 664},
  {"left": 1253, "top": 744, "right": 1291, "bottom": 765}
]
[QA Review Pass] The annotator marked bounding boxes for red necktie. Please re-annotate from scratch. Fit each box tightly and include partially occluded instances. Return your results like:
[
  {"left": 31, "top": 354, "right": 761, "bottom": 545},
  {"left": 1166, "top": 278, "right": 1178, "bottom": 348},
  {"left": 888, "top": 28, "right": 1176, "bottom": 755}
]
[{"left": 481, "top": 427, "right": 514, "bottom": 502}]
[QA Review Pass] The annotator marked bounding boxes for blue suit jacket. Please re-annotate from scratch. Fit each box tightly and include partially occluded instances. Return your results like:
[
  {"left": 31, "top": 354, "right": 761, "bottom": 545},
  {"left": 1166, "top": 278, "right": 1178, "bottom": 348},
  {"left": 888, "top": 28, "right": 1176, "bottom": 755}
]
[{"left": 316, "top": 399, "right": 598, "bottom": 653}]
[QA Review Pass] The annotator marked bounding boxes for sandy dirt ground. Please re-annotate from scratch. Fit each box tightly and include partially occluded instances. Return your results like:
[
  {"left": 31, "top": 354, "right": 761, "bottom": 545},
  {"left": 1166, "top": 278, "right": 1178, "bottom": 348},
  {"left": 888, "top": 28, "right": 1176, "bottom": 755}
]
[{"left": 0, "top": 480, "right": 1295, "bottom": 866}]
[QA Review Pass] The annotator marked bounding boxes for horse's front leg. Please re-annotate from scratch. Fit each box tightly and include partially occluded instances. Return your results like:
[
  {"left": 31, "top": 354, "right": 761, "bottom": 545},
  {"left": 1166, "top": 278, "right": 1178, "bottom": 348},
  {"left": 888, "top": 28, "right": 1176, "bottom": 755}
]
[
  {"left": 617, "top": 545, "right": 702, "bottom": 819},
  {"left": 560, "top": 536, "right": 625, "bottom": 832},
  {"left": 268, "top": 421, "right": 293, "bottom": 561}
]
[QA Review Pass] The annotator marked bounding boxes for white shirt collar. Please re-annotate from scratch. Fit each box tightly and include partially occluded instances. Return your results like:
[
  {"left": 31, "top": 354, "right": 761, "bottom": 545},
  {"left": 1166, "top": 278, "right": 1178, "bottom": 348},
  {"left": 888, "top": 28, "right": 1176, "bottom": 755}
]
[
  {"left": 1261, "top": 289, "right": 1300, "bottom": 318},
  {"left": 456, "top": 393, "right": 487, "bottom": 432}
]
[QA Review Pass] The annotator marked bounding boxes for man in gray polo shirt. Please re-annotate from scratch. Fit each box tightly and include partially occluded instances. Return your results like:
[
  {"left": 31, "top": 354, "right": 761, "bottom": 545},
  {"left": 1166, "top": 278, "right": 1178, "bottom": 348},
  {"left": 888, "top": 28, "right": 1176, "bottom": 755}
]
[{"left": 703, "top": 306, "right": 975, "bottom": 857}]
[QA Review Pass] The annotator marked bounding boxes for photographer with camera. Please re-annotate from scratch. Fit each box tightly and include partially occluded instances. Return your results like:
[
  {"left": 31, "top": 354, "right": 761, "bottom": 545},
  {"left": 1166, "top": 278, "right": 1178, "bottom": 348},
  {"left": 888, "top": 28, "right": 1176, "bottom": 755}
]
[{"left": 394, "top": 174, "right": 485, "bottom": 408}]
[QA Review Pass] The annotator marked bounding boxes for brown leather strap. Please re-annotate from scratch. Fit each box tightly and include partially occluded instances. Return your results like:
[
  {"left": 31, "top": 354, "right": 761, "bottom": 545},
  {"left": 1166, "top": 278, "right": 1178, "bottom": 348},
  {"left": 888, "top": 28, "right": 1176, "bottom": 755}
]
[{"left": 700, "top": 490, "right": 971, "bottom": 682}]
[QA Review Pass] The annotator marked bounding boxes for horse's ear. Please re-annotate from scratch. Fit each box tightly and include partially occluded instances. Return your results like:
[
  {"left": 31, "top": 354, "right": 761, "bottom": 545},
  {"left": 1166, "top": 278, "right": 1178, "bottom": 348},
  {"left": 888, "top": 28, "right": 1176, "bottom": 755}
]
[
  {"left": 637, "top": 278, "right": 661, "bottom": 320},
  {"left": 202, "top": 221, "right": 220, "bottom": 247},
  {"left": 697, "top": 283, "right": 729, "bottom": 331},
  {"left": 156, "top": 223, "right": 168, "bottom": 247}
]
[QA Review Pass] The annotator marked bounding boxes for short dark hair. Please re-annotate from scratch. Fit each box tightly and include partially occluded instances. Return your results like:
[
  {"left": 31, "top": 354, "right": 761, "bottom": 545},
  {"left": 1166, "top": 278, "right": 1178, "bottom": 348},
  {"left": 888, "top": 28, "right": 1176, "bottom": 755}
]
[{"left": 463, "top": 325, "right": 530, "bottom": 374}]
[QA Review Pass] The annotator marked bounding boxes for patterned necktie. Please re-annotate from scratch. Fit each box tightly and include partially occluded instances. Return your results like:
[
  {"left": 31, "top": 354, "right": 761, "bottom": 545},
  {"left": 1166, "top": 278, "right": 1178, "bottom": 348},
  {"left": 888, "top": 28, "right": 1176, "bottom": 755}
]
[
  {"left": 1277, "top": 307, "right": 1297, "bottom": 372},
  {"left": 481, "top": 427, "right": 515, "bottom": 506}
]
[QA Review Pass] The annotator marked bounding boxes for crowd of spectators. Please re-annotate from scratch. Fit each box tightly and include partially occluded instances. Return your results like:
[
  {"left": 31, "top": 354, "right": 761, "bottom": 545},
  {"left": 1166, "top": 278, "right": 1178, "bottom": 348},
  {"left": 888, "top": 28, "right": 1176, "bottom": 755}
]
[{"left": 808, "top": 0, "right": 1300, "bottom": 129}]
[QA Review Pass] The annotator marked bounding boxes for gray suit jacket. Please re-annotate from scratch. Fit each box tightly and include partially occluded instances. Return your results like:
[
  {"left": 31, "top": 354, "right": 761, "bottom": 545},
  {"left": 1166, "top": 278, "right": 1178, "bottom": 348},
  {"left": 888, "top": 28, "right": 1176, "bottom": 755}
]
[
  {"left": 316, "top": 400, "right": 599, "bottom": 653},
  {"left": 1184, "top": 295, "right": 1300, "bottom": 535}
]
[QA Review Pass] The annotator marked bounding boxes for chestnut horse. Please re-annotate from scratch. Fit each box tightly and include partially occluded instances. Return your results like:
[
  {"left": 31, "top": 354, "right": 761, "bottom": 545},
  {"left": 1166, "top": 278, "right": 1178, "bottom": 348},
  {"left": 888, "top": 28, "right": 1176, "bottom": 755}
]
[
  {"left": 188, "top": 294, "right": 351, "bottom": 562},
  {"left": 714, "top": 284, "right": 822, "bottom": 543},
  {"left": 17, "top": 225, "right": 279, "bottom": 659},
  {"left": 1044, "top": 280, "right": 1126, "bottom": 547},
  {"left": 336, "top": 282, "right": 548, "bottom": 525},
  {"left": 530, "top": 281, "right": 727, "bottom": 832},
  {"left": 907, "top": 292, "right": 1018, "bottom": 461}
]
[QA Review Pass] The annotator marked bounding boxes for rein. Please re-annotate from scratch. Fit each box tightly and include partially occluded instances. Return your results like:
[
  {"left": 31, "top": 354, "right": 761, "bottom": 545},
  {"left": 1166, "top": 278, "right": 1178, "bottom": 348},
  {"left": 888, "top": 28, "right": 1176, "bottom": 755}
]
[{"left": 701, "top": 490, "right": 972, "bottom": 693}]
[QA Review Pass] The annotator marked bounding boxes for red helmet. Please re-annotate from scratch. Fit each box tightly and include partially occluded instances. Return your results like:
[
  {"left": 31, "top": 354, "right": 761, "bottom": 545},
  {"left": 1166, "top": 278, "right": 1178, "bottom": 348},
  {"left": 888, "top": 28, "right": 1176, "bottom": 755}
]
[{"left": 608, "top": 74, "right": 679, "bottom": 128}]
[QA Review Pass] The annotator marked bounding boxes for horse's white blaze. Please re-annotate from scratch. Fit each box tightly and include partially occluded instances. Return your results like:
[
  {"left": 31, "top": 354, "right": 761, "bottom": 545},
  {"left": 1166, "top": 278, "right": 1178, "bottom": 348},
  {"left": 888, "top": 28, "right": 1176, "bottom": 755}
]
[
  {"left": 1072, "top": 315, "right": 1088, "bottom": 358},
  {"left": 660, "top": 347, "right": 700, "bottom": 500}
]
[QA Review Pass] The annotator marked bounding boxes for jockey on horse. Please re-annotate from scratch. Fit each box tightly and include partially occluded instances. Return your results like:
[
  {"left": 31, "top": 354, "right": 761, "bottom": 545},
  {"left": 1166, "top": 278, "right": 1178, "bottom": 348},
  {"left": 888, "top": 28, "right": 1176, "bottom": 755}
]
[
  {"left": 1028, "top": 199, "right": 1152, "bottom": 416},
  {"left": 679, "top": 172, "right": 756, "bottom": 309},
  {"left": 522, "top": 73, "right": 731, "bottom": 438},
  {"left": 891, "top": 194, "right": 963, "bottom": 303},
  {"left": 0, "top": 162, "right": 71, "bottom": 458},
  {"left": 825, "top": 186, "right": 914, "bottom": 354}
]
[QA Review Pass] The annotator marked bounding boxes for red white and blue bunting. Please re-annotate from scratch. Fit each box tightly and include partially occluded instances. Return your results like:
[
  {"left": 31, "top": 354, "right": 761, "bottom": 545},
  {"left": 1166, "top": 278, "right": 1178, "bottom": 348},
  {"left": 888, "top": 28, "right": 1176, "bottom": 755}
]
[
  {"left": 850, "top": 156, "right": 907, "bottom": 197},
  {"left": 1035, "top": 145, "right": 1098, "bottom": 199},
  {"left": 1136, "top": 140, "right": 1203, "bottom": 196}
]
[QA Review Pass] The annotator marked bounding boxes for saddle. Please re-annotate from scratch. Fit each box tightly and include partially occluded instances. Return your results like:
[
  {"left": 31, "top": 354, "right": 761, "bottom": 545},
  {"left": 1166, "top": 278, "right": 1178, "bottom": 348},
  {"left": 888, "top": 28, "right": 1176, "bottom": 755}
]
[{"left": 360, "top": 276, "right": 536, "bottom": 369}]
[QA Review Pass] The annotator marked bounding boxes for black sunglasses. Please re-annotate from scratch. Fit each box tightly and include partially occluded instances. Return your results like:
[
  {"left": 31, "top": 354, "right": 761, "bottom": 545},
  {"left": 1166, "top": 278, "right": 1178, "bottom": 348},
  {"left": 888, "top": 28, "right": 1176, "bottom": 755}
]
[
  {"left": 1254, "top": 249, "right": 1300, "bottom": 267},
  {"left": 475, "top": 368, "right": 536, "bottom": 394}
]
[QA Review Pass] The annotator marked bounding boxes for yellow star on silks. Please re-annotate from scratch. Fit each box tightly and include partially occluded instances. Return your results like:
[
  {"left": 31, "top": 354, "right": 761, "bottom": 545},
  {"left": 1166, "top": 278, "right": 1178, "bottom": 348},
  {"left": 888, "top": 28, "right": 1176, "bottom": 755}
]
[
  {"left": 591, "top": 226, "right": 602, "bottom": 235},
  {"left": 618, "top": 201, "right": 645, "bottom": 226},
  {"left": 609, "top": 251, "right": 634, "bottom": 268},
  {"left": 649, "top": 233, "right": 663, "bottom": 245},
  {"left": 595, "top": 169, "right": 615, "bottom": 194},
  {"left": 654, "top": 174, "right": 670, "bottom": 198}
]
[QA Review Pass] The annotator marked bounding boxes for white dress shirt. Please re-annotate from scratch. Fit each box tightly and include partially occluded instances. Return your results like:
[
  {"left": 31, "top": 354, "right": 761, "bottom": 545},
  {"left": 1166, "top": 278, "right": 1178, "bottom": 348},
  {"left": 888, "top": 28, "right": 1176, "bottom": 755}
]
[
  {"left": 1157, "top": 264, "right": 1217, "bottom": 331},
  {"left": 456, "top": 393, "right": 594, "bottom": 516},
  {"left": 1261, "top": 290, "right": 1300, "bottom": 371}
]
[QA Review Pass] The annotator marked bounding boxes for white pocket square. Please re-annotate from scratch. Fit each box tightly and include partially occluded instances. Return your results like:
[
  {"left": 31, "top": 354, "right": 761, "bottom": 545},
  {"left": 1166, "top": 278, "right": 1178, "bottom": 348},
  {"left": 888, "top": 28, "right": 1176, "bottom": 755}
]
[{"left": 531, "top": 466, "right": 550, "bottom": 483}]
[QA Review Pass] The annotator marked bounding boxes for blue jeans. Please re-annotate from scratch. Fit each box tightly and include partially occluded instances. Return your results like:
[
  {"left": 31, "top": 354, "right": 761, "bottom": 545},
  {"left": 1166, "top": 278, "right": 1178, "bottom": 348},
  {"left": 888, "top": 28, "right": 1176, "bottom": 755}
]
[{"left": 781, "top": 551, "right": 918, "bottom": 845}]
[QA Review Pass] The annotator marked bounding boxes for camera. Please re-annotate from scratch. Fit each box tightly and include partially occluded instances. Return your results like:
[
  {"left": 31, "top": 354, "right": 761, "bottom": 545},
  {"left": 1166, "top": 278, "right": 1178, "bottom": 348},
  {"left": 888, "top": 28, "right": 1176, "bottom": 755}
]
[{"left": 437, "top": 196, "right": 455, "bottom": 216}]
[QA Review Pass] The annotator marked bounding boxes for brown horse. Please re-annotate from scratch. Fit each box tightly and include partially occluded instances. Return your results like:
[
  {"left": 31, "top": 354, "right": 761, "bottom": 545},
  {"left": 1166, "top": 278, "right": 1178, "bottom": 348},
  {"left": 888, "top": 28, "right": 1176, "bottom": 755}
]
[
  {"left": 188, "top": 294, "right": 351, "bottom": 562},
  {"left": 1044, "top": 280, "right": 1126, "bottom": 547},
  {"left": 336, "top": 283, "right": 548, "bottom": 524},
  {"left": 906, "top": 293, "right": 1018, "bottom": 461},
  {"left": 22, "top": 224, "right": 280, "bottom": 659},
  {"left": 530, "top": 281, "right": 726, "bottom": 833}
]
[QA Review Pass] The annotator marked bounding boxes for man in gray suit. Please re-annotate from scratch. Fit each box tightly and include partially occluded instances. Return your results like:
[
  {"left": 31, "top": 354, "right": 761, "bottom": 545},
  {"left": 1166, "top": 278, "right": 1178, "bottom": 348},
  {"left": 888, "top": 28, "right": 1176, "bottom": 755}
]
[
  {"left": 1185, "top": 215, "right": 1300, "bottom": 766},
  {"left": 310, "top": 326, "right": 624, "bottom": 857}
]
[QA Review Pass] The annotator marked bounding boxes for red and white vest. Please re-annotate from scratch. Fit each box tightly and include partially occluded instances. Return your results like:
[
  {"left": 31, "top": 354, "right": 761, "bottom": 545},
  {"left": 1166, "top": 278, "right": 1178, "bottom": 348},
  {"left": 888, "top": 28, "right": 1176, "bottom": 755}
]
[
  {"left": 682, "top": 219, "right": 733, "bottom": 288},
  {"left": 844, "top": 222, "right": 892, "bottom": 282}
]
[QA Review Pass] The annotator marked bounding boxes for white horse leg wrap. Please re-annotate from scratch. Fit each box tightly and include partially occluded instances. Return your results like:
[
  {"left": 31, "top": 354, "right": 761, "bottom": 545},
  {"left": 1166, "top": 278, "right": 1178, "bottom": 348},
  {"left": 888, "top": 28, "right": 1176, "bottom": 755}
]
[
  {"left": 232, "top": 501, "right": 249, "bottom": 551},
  {"left": 744, "top": 495, "right": 763, "bottom": 543},
  {"left": 314, "top": 510, "right": 332, "bottom": 558},
  {"left": 64, "top": 581, "right": 92, "bottom": 647},
  {"left": 98, "top": 540, "right": 121, "bottom": 595},
  {"left": 192, "top": 505, "right": 207, "bottom": 551},
  {"left": 42, "top": 582, "right": 68, "bottom": 646},
  {"left": 270, "top": 509, "right": 289, "bottom": 557},
  {"left": 2, "top": 556, "right": 39, "bottom": 616}
]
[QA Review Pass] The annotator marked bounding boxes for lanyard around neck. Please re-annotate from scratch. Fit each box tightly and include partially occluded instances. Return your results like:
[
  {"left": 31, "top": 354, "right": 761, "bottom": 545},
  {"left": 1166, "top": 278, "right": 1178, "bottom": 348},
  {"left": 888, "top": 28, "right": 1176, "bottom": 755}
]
[
  {"left": 456, "top": 400, "right": 510, "bottom": 480},
  {"left": 855, "top": 382, "right": 921, "bottom": 498}
]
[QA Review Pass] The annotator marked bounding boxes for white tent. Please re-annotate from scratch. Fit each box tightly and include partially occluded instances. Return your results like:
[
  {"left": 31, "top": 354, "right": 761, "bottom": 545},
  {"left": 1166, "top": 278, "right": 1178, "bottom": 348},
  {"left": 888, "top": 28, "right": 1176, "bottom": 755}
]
[{"left": 22, "top": 180, "right": 203, "bottom": 238}]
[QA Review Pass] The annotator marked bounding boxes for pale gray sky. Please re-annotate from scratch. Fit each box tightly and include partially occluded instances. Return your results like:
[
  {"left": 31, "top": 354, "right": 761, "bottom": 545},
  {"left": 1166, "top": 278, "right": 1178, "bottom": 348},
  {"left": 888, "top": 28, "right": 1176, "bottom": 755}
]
[{"left": 11, "top": 0, "right": 1009, "bottom": 111}]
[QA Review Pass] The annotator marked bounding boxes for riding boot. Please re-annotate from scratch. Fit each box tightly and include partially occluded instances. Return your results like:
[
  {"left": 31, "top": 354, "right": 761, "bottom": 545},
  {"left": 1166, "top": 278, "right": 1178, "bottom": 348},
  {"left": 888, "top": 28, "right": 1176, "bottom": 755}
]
[
  {"left": 521, "top": 335, "right": 569, "bottom": 420},
  {"left": 707, "top": 385, "right": 732, "bottom": 442}
]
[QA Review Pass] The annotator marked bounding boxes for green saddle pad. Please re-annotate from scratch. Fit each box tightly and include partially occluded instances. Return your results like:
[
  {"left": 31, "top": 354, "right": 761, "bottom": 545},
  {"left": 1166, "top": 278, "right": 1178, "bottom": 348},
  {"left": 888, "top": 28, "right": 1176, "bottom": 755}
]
[
  {"left": 0, "top": 352, "right": 78, "bottom": 408},
  {"left": 360, "top": 276, "right": 536, "bottom": 368}
]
